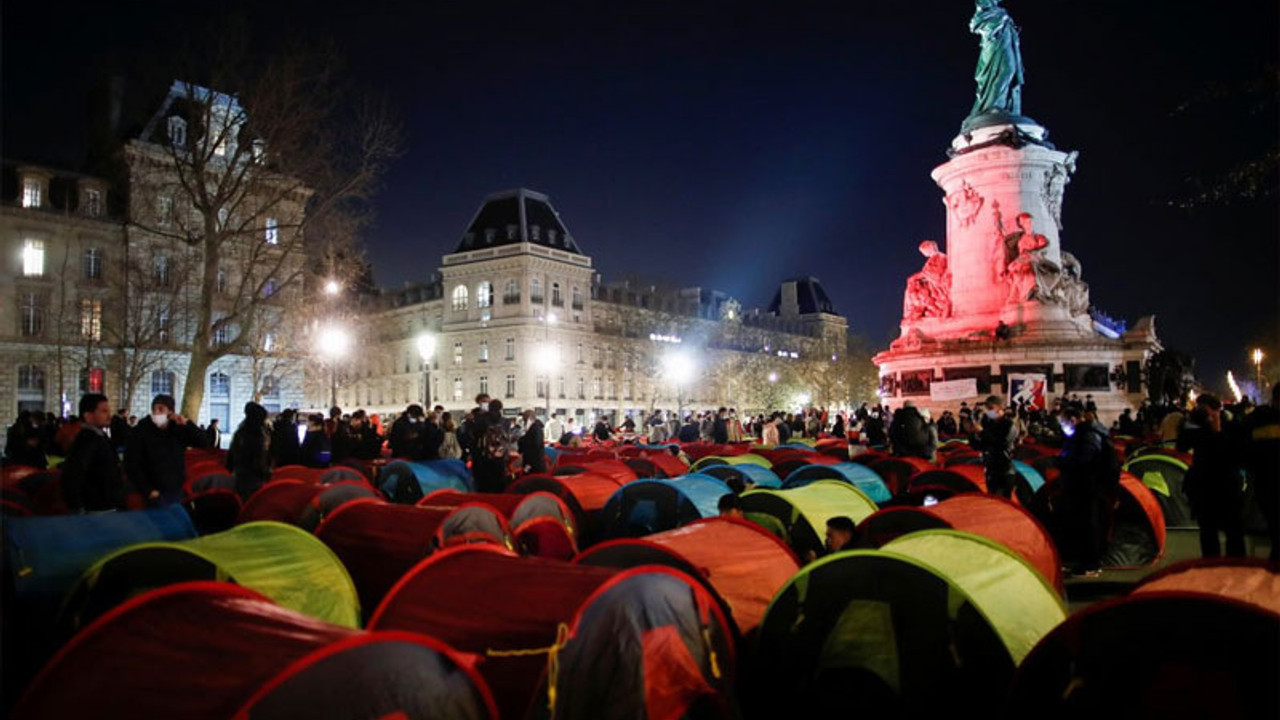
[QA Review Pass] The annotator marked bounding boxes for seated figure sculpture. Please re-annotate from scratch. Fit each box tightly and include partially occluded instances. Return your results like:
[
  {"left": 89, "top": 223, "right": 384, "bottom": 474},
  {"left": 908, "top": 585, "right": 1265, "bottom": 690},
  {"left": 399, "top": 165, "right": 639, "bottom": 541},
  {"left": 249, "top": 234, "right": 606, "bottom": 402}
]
[
  {"left": 996, "top": 211, "right": 1057, "bottom": 304},
  {"left": 903, "top": 240, "right": 952, "bottom": 320}
]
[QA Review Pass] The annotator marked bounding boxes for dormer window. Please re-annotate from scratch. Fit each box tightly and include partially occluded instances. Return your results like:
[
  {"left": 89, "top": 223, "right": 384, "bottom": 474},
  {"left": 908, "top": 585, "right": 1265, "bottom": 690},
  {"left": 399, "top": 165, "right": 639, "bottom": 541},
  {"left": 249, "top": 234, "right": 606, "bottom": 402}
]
[
  {"left": 484, "top": 228, "right": 496, "bottom": 244},
  {"left": 505, "top": 224, "right": 517, "bottom": 241},
  {"left": 530, "top": 225, "right": 540, "bottom": 241},
  {"left": 167, "top": 116, "right": 187, "bottom": 148},
  {"left": 21, "top": 177, "right": 41, "bottom": 209},
  {"left": 548, "top": 229, "right": 558, "bottom": 244},
  {"left": 82, "top": 188, "right": 102, "bottom": 218}
]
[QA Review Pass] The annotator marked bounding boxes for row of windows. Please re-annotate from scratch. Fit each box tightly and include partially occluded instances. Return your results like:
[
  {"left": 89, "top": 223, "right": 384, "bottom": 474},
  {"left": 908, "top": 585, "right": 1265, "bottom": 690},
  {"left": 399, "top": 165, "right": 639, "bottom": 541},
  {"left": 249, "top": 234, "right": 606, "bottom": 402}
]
[
  {"left": 151, "top": 193, "right": 279, "bottom": 245},
  {"left": 19, "top": 177, "right": 103, "bottom": 217},
  {"left": 451, "top": 280, "right": 584, "bottom": 311},
  {"left": 14, "top": 364, "right": 279, "bottom": 402}
]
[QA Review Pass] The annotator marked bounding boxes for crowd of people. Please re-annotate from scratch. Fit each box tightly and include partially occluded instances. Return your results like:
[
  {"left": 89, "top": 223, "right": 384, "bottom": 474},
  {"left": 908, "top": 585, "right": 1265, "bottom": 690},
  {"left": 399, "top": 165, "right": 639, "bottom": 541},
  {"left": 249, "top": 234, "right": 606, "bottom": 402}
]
[{"left": 4, "top": 385, "right": 1277, "bottom": 569}]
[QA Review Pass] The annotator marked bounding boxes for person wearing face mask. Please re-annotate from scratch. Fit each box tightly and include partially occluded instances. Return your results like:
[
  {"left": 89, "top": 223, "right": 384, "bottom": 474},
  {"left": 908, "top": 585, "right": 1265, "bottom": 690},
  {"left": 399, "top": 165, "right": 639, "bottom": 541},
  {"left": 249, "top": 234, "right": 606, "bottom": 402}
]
[
  {"left": 125, "top": 393, "right": 207, "bottom": 506},
  {"left": 971, "top": 395, "right": 1018, "bottom": 498}
]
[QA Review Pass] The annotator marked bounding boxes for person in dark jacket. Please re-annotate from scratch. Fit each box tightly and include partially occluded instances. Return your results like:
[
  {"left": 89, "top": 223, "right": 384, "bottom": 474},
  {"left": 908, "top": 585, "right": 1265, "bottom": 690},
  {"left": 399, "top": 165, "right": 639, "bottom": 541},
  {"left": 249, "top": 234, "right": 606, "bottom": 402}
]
[
  {"left": 346, "top": 410, "right": 385, "bottom": 460},
  {"left": 125, "top": 393, "right": 207, "bottom": 506},
  {"left": 677, "top": 416, "right": 700, "bottom": 443},
  {"left": 206, "top": 418, "right": 222, "bottom": 449},
  {"left": 300, "top": 414, "right": 332, "bottom": 468},
  {"left": 1057, "top": 408, "right": 1112, "bottom": 576},
  {"left": 227, "top": 402, "right": 272, "bottom": 499},
  {"left": 972, "top": 395, "right": 1017, "bottom": 498},
  {"left": 4, "top": 411, "right": 48, "bottom": 468},
  {"left": 60, "top": 393, "right": 124, "bottom": 512},
  {"left": 388, "top": 405, "right": 425, "bottom": 459},
  {"left": 471, "top": 399, "right": 511, "bottom": 493},
  {"left": 712, "top": 408, "right": 729, "bottom": 444},
  {"left": 1178, "top": 394, "right": 1246, "bottom": 557},
  {"left": 269, "top": 409, "right": 301, "bottom": 468},
  {"left": 109, "top": 409, "right": 131, "bottom": 453},
  {"left": 518, "top": 410, "right": 546, "bottom": 474},
  {"left": 889, "top": 402, "right": 934, "bottom": 459},
  {"left": 593, "top": 417, "right": 613, "bottom": 442},
  {"left": 1246, "top": 384, "right": 1279, "bottom": 562}
]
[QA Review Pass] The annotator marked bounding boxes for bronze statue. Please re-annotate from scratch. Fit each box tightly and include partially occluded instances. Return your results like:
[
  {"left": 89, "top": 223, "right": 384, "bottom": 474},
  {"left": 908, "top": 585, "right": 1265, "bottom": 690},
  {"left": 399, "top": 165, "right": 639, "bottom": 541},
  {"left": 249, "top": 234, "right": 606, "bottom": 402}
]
[{"left": 969, "top": 0, "right": 1024, "bottom": 119}]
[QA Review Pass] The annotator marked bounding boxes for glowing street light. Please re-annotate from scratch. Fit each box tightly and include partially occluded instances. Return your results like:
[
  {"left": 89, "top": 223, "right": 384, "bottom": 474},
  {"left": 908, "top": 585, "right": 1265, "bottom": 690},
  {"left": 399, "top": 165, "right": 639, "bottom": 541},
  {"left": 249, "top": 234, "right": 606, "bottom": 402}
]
[
  {"left": 417, "top": 332, "right": 437, "bottom": 408},
  {"left": 1253, "top": 348, "right": 1266, "bottom": 399},
  {"left": 767, "top": 371, "right": 779, "bottom": 384},
  {"left": 662, "top": 349, "right": 697, "bottom": 420},
  {"left": 323, "top": 279, "right": 341, "bottom": 296},
  {"left": 317, "top": 324, "right": 350, "bottom": 408}
]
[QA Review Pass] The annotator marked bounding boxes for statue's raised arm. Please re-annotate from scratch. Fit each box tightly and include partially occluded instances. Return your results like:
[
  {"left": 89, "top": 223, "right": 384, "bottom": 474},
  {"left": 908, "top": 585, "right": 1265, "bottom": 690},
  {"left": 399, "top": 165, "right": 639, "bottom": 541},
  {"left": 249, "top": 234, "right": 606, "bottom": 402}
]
[{"left": 968, "top": 0, "right": 1024, "bottom": 120}]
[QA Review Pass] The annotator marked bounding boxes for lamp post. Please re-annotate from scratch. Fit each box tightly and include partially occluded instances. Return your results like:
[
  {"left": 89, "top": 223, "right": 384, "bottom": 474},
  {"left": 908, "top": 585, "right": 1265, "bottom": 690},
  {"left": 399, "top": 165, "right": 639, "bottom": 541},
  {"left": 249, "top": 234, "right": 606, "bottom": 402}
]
[
  {"left": 1253, "top": 348, "right": 1266, "bottom": 400},
  {"left": 417, "top": 332, "right": 437, "bottom": 409},
  {"left": 323, "top": 279, "right": 341, "bottom": 296},
  {"left": 317, "top": 324, "right": 350, "bottom": 409},
  {"left": 539, "top": 312, "right": 557, "bottom": 420},
  {"left": 662, "top": 349, "right": 696, "bottom": 422}
]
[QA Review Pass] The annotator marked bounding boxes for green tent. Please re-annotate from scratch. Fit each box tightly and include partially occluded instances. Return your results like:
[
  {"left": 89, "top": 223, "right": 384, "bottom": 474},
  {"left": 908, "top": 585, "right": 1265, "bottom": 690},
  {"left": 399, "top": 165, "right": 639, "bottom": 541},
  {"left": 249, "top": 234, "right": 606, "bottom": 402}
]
[
  {"left": 741, "top": 480, "right": 879, "bottom": 559},
  {"left": 60, "top": 521, "right": 360, "bottom": 634},
  {"left": 755, "top": 529, "right": 1066, "bottom": 716},
  {"left": 689, "top": 453, "right": 772, "bottom": 473}
]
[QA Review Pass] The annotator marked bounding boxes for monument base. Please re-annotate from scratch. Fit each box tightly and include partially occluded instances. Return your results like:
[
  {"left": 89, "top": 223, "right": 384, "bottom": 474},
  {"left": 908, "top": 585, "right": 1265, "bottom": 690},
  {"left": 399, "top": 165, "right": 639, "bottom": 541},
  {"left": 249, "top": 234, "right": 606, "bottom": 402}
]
[{"left": 873, "top": 317, "right": 1161, "bottom": 425}]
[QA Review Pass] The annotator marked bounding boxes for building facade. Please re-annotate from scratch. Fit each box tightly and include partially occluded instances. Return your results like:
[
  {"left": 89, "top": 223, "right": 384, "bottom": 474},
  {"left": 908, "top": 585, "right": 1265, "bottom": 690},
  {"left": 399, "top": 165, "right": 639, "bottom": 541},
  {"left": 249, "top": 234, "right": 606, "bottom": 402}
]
[
  {"left": 341, "top": 188, "right": 851, "bottom": 423},
  {"left": 0, "top": 81, "right": 310, "bottom": 435}
]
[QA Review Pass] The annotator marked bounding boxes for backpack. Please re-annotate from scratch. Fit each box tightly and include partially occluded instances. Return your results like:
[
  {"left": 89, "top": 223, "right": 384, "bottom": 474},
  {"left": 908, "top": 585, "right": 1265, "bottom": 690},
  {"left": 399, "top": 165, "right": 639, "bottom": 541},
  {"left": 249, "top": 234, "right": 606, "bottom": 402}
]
[{"left": 483, "top": 420, "right": 509, "bottom": 461}]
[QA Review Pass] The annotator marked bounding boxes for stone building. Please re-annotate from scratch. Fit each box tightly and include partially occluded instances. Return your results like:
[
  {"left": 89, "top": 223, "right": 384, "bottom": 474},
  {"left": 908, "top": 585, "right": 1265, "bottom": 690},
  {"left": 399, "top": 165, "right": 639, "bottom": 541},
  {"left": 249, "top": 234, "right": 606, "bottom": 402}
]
[
  {"left": 0, "top": 81, "right": 309, "bottom": 438},
  {"left": 339, "top": 188, "right": 850, "bottom": 423}
]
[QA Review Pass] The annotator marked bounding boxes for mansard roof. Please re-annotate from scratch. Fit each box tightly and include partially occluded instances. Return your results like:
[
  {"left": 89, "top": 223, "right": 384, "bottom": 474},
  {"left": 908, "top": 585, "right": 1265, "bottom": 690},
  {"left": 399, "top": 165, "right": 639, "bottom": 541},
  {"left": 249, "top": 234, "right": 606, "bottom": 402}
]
[{"left": 454, "top": 188, "right": 582, "bottom": 255}]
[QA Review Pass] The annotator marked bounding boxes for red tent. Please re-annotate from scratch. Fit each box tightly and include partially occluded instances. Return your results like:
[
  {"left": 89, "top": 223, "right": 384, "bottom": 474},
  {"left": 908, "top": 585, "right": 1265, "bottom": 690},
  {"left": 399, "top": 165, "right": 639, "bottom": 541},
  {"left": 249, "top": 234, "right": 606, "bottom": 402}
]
[
  {"left": 236, "top": 479, "right": 378, "bottom": 530},
  {"left": 1031, "top": 471, "right": 1166, "bottom": 569},
  {"left": 867, "top": 456, "right": 936, "bottom": 494},
  {"left": 857, "top": 494, "right": 1063, "bottom": 593},
  {"left": 510, "top": 471, "right": 627, "bottom": 545},
  {"left": 1134, "top": 558, "right": 1280, "bottom": 614},
  {"left": 370, "top": 546, "right": 734, "bottom": 720},
  {"left": 556, "top": 459, "right": 638, "bottom": 485},
  {"left": 1, "top": 466, "right": 65, "bottom": 515},
  {"left": 575, "top": 517, "right": 800, "bottom": 637},
  {"left": 315, "top": 500, "right": 508, "bottom": 620},
  {"left": 1009, "top": 588, "right": 1278, "bottom": 717},
  {"left": 12, "top": 582, "right": 497, "bottom": 720},
  {"left": 908, "top": 465, "right": 990, "bottom": 495}
]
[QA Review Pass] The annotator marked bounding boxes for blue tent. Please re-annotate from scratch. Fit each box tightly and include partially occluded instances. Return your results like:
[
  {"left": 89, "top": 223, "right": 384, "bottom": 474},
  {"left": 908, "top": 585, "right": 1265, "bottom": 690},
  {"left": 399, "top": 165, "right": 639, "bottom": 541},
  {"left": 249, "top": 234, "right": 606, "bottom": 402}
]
[
  {"left": 1013, "top": 460, "right": 1046, "bottom": 494},
  {"left": 600, "top": 474, "right": 732, "bottom": 538},
  {"left": 782, "top": 462, "right": 893, "bottom": 504},
  {"left": 700, "top": 463, "right": 783, "bottom": 490},
  {"left": 3, "top": 505, "right": 197, "bottom": 604},
  {"left": 379, "top": 460, "right": 473, "bottom": 503}
]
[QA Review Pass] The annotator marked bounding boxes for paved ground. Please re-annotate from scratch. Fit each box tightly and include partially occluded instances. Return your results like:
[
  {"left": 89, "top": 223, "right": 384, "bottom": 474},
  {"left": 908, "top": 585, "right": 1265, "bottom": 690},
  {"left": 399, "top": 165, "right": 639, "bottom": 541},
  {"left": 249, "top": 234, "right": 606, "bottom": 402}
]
[{"left": 1062, "top": 529, "right": 1273, "bottom": 613}]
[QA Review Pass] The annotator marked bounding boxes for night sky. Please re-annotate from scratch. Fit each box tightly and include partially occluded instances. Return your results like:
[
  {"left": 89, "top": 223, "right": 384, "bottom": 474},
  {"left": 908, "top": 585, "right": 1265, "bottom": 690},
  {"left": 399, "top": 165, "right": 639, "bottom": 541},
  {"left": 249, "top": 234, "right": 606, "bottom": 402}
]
[{"left": 4, "top": 0, "right": 1276, "bottom": 389}]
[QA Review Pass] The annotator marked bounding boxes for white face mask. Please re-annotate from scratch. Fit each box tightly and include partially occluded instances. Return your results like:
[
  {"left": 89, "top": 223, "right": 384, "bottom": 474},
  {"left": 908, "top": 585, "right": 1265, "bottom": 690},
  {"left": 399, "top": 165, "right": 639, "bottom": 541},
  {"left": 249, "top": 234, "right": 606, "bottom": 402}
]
[
  {"left": 152, "top": 413, "right": 170, "bottom": 429},
  {"left": 985, "top": 409, "right": 999, "bottom": 421},
  {"left": 479, "top": 402, "right": 490, "bottom": 412}
]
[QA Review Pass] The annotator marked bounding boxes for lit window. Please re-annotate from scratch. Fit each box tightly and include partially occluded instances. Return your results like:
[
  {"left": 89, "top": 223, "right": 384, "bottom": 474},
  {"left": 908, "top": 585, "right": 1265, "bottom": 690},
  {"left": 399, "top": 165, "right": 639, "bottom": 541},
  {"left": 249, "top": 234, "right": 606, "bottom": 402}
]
[
  {"left": 478, "top": 341, "right": 489, "bottom": 363},
  {"left": 531, "top": 277, "right": 543, "bottom": 303},
  {"left": 476, "top": 281, "right": 492, "bottom": 308},
  {"left": 209, "top": 372, "right": 231, "bottom": 398},
  {"left": 593, "top": 377, "right": 602, "bottom": 399},
  {"left": 506, "top": 224, "right": 517, "bottom": 240},
  {"left": 453, "top": 378, "right": 463, "bottom": 401},
  {"left": 505, "top": 337, "right": 515, "bottom": 361},
  {"left": 83, "top": 189, "right": 102, "bottom": 217},
  {"left": 264, "top": 333, "right": 275, "bottom": 352},
  {"left": 484, "top": 228, "right": 496, "bottom": 244},
  {"left": 551, "top": 283, "right": 563, "bottom": 307},
  {"left": 530, "top": 225, "right": 540, "bottom": 241},
  {"left": 505, "top": 374, "right": 516, "bottom": 398},
  {"left": 22, "top": 240, "right": 44, "bottom": 277},
  {"left": 21, "top": 178, "right": 41, "bottom": 208},
  {"left": 167, "top": 116, "right": 187, "bottom": 148},
  {"left": 213, "top": 320, "right": 230, "bottom": 346},
  {"left": 451, "top": 285, "right": 469, "bottom": 311},
  {"left": 572, "top": 286, "right": 583, "bottom": 309},
  {"left": 576, "top": 377, "right": 585, "bottom": 399},
  {"left": 262, "top": 375, "right": 280, "bottom": 398},
  {"left": 264, "top": 217, "right": 279, "bottom": 245},
  {"left": 79, "top": 299, "right": 102, "bottom": 340},
  {"left": 479, "top": 375, "right": 489, "bottom": 396},
  {"left": 83, "top": 247, "right": 102, "bottom": 280},
  {"left": 504, "top": 279, "right": 520, "bottom": 304},
  {"left": 453, "top": 342, "right": 463, "bottom": 366}
]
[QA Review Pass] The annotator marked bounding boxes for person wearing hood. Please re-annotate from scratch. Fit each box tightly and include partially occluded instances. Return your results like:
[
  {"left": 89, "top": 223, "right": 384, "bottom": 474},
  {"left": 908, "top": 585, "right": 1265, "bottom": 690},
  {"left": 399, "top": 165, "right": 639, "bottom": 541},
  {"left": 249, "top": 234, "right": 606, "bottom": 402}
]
[
  {"left": 125, "top": 393, "right": 207, "bottom": 506},
  {"left": 269, "top": 409, "right": 301, "bottom": 468},
  {"left": 226, "top": 402, "right": 272, "bottom": 499},
  {"left": 972, "top": 395, "right": 1018, "bottom": 498},
  {"left": 300, "top": 413, "right": 333, "bottom": 468}
]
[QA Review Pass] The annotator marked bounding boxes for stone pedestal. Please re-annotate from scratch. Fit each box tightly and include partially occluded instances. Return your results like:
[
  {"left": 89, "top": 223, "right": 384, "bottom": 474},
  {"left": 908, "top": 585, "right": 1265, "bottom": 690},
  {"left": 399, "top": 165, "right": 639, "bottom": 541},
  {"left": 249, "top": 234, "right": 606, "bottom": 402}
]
[{"left": 874, "top": 119, "right": 1160, "bottom": 424}]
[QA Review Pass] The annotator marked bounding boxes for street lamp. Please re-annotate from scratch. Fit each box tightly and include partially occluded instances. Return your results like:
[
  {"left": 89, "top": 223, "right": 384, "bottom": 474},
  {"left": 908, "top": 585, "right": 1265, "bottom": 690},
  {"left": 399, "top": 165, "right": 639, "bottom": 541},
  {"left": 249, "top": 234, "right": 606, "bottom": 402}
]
[
  {"left": 535, "top": 343, "right": 558, "bottom": 420},
  {"left": 1253, "top": 348, "right": 1266, "bottom": 400},
  {"left": 324, "top": 279, "right": 341, "bottom": 296},
  {"left": 417, "top": 332, "right": 437, "bottom": 408},
  {"left": 663, "top": 349, "right": 696, "bottom": 421},
  {"left": 317, "top": 324, "right": 350, "bottom": 409}
]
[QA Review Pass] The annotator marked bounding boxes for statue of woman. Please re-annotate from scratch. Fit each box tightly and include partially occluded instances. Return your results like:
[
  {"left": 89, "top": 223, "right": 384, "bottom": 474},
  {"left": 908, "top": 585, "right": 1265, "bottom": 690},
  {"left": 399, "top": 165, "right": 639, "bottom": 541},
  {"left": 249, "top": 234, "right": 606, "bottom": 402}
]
[{"left": 969, "top": 0, "right": 1024, "bottom": 119}]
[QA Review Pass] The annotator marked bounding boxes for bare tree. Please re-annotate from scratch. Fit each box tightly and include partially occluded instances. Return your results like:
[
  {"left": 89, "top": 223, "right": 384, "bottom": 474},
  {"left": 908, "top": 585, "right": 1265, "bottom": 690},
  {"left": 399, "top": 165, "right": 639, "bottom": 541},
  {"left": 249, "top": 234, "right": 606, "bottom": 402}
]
[{"left": 124, "top": 39, "right": 400, "bottom": 419}]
